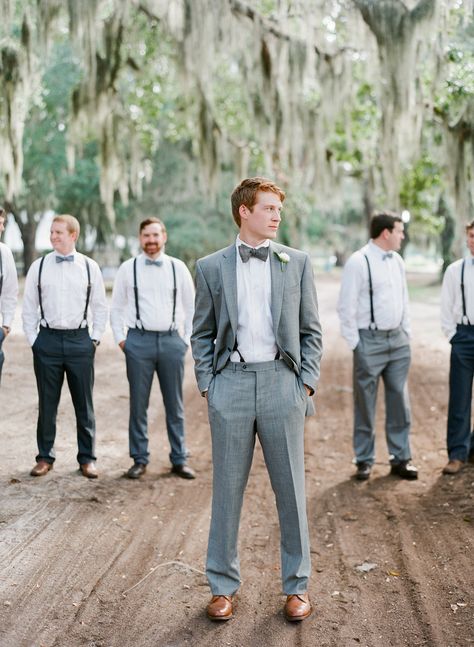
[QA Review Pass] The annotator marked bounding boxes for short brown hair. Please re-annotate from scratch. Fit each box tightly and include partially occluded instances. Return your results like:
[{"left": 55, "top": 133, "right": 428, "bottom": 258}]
[
  {"left": 139, "top": 217, "right": 166, "bottom": 234},
  {"left": 231, "top": 177, "right": 285, "bottom": 227},
  {"left": 465, "top": 220, "right": 474, "bottom": 233},
  {"left": 370, "top": 211, "right": 402, "bottom": 239},
  {"left": 53, "top": 214, "right": 80, "bottom": 236}
]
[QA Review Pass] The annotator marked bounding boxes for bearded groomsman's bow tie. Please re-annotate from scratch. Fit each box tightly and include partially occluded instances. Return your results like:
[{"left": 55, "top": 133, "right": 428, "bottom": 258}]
[
  {"left": 383, "top": 252, "right": 393, "bottom": 260},
  {"left": 56, "top": 255, "right": 74, "bottom": 263},
  {"left": 238, "top": 244, "right": 269, "bottom": 263},
  {"left": 145, "top": 259, "right": 163, "bottom": 267}
]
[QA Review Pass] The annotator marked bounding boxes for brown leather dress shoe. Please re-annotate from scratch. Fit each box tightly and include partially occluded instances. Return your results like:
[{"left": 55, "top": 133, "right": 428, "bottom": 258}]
[
  {"left": 206, "top": 595, "right": 233, "bottom": 621},
  {"left": 171, "top": 464, "right": 196, "bottom": 479},
  {"left": 30, "top": 461, "right": 53, "bottom": 477},
  {"left": 442, "top": 459, "right": 465, "bottom": 475},
  {"left": 284, "top": 593, "right": 312, "bottom": 622},
  {"left": 80, "top": 463, "right": 98, "bottom": 479}
]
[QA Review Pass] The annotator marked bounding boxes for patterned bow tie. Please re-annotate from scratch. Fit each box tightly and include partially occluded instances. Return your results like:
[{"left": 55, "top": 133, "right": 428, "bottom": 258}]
[
  {"left": 383, "top": 252, "right": 393, "bottom": 260},
  {"left": 56, "top": 255, "right": 74, "bottom": 263},
  {"left": 145, "top": 259, "right": 163, "bottom": 267},
  {"left": 238, "top": 244, "right": 269, "bottom": 263}
]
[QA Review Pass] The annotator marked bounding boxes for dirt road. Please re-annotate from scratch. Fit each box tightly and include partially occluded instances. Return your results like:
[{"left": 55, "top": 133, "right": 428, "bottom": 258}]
[{"left": 0, "top": 273, "right": 473, "bottom": 647}]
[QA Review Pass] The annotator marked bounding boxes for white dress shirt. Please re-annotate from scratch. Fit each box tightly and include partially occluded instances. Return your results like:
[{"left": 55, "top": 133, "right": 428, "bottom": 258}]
[
  {"left": 230, "top": 235, "right": 278, "bottom": 363},
  {"left": 110, "top": 252, "right": 195, "bottom": 345},
  {"left": 0, "top": 242, "right": 18, "bottom": 328},
  {"left": 22, "top": 251, "right": 108, "bottom": 346},
  {"left": 337, "top": 240, "right": 411, "bottom": 350},
  {"left": 441, "top": 256, "right": 474, "bottom": 340}
]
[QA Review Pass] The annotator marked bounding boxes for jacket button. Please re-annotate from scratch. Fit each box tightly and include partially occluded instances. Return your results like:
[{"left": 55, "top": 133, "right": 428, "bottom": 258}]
[{"left": 242, "top": 364, "right": 247, "bottom": 369}]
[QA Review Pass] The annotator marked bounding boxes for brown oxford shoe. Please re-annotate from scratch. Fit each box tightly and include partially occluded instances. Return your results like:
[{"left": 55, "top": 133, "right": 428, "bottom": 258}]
[
  {"left": 442, "top": 459, "right": 465, "bottom": 475},
  {"left": 206, "top": 595, "right": 234, "bottom": 621},
  {"left": 30, "top": 461, "right": 53, "bottom": 477},
  {"left": 284, "top": 593, "right": 312, "bottom": 622},
  {"left": 80, "top": 463, "right": 98, "bottom": 479},
  {"left": 171, "top": 463, "right": 196, "bottom": 480}
]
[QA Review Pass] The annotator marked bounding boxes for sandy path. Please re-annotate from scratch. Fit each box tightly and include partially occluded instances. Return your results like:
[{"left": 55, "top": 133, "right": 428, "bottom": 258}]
[{"left": 0, "top": 273, "right": 472, "bottom": 647}]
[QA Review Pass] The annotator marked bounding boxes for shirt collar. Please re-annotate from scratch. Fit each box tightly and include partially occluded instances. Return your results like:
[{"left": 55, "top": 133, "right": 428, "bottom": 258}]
[
  {"left": 53, "top": 250, "right": 77, "bottom": 259},
  {"left": 141, "top": 251, "right": 166, "bottom": 262},
  {"left": 368, "top": 240, "right": 389, "bottom": 258},
  {"left": 236, "top": 235, "right": 270, "bottom": 250}
]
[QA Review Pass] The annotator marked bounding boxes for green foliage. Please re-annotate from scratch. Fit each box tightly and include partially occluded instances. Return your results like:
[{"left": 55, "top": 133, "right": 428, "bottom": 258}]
[{"left": 399, "top": 155, "right": 441, "bottom": 235}]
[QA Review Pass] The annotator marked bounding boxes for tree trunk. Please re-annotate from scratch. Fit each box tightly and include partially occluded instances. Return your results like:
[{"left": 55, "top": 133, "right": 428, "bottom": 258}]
[{"left": 5, "top": 201, "right": 40, "bottom": 274}]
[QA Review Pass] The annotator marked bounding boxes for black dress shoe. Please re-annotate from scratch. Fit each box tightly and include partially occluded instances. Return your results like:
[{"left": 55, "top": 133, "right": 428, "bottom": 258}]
[
  {"left": 355, "top": 462, "right": 371, "bottom": 480},
  {"left": 126, "top": 463, "right": 147, "bottom": 479},
  {"left": 171, "top": 464, "right": 196, "bottom": 479},
  {"left": 390, "top": 460, "right": 418, "bottom": 480}
]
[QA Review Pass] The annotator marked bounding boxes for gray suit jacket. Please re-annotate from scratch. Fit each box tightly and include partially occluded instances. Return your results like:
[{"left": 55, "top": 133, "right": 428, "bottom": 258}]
[{"left": 191, "top": 241, "right": 322, "bottom": 406}]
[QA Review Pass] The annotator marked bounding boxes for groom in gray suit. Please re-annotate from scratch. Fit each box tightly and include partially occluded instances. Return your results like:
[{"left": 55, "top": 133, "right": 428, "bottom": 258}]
[{"left": 191, "top": 177, "right": 322, "bottom": 622}]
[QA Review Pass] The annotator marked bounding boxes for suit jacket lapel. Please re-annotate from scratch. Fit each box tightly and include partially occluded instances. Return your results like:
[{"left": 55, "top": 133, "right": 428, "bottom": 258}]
[
  {"left": 220, "top": 244, "right": 238, "bottom": 334},
  {"left": 270, "top": 242, "right": 286, "bottom": 333}
]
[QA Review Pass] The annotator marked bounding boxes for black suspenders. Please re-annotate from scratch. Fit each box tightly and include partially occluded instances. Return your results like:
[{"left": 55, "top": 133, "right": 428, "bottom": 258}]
[
  {"left": 363, "top": 252, "right": 404, "bottom": 331},
  {"left": 37, "top": 255, "right": 91, "bottom": 328},
  {"left": 363, "top": 254, "right": 377, "bottom": 330},
  {"left": 0, "top": 248, "right": 3, "bottom": 298},
  {"left": 133, "top": 257, "right": 177, "bottom": 331},
  {"left": 460, "top": 259, "right": 471, "bottom": 325}
]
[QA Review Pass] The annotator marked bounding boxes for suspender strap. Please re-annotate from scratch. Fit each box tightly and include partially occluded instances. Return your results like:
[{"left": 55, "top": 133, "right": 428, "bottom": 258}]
[
  {"left": 232, "top": 337, "right": 245, "bottom": 362},
  {"left": 461, "top": 259, "right": 470, "bottom": 325},
  {"left": 133, "top": 257, "right": 144, "bottom": 329},
  {"left": 0, "top": 248, "right": 3, "bottom": 297},
  {"left": 37, "top": 255, "right": 49, "bottom": 327},
  {"left": 170, "top": 260, "right": 177, "bottom": 331},
  {"left": 232, "top": 337, "right": 280, "bottom": 362},
  {"left": 363, "top": 254, "right": 377, "bottom": 330},
  {"left": 38, "top": 255, "right": 91, "bottom": 329},
  {"left": 133, "top": 257, "right": 177, "bottom": 331},
  {"left": 80, "top": 259, "right": 91, "bottom": 328}
]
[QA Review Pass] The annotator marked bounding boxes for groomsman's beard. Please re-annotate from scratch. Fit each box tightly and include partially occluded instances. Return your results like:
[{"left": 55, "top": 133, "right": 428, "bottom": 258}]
[{"left": 143, "top": 243, "right": 162, "bottom": 257}]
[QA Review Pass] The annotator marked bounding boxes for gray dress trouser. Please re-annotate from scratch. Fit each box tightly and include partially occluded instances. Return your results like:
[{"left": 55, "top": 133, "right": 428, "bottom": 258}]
[
  {"left": 124, "top": 328, "right": 188, "bottom": 466},
  {"left": 206, "top": 359, "right": 310, "bottom": 596},
  {"left": 353, "top": 327, "right": 411, "bottom": 465}
]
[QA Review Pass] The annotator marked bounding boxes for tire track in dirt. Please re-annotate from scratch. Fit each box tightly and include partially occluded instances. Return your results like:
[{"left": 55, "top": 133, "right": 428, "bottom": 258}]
[{"left": 0, "top": 275, "right": 473, "bottom": 646}]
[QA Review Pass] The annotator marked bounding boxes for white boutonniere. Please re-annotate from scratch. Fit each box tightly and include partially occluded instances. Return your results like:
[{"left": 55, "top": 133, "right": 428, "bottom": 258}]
[{"left": 274, "top": 250, "right": 290, "bottom": 270}]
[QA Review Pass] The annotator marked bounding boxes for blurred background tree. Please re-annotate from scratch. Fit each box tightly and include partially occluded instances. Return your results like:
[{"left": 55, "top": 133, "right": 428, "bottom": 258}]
[{"left": 0, "top": 0, "right": 473, "bottom": 271}]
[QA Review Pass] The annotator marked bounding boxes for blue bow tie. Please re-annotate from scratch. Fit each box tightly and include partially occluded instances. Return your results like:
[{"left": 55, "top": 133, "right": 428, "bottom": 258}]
[
  {"left": 383, "top": 252, "right": 393, "bottom": 260},
  {"left": 56, "top": 255, "right": 74, "bottom": 263},
  {"left": 145, "top": 258, "right": 163, "bottom": 267},
  {"left": 238, "top": 244, "right": 269, "bottom": 263}
]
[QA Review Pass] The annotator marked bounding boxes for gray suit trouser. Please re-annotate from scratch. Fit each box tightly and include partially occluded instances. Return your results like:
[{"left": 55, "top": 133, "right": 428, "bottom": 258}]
[
  {"left": 353, "top": 327, "right": 411, "bottom": 465},
  {"left": 206, "top": 359, "right": 310, "bottom": 595},
  {"left": 124, "top": 328, "right": 188, "bottom": 466}
]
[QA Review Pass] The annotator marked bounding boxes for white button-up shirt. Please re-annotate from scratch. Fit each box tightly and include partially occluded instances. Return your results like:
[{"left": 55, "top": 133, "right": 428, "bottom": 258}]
[
  {"left": 337, "top": 240, "right": 411, "bottom": 350},
  {"left": 0, "top": 242, "right": 18, "bottom": 328},
  {"left": 110, "top": 252, "right": 195, "bottom": 345},
  {"left": 22, "top": 251, "right": 108, "bottom": 346},
  {"left": 231, "top": 235, "right": 278, "bottom": 363},
  {"left": 441, "top": 256, "right": 474, "bottom": 340}
]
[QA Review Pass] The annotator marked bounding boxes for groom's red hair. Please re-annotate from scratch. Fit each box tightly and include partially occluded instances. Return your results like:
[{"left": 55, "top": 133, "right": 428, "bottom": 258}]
[{"left": 231, "top": 177, "right": 285, "bottom": 227}]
